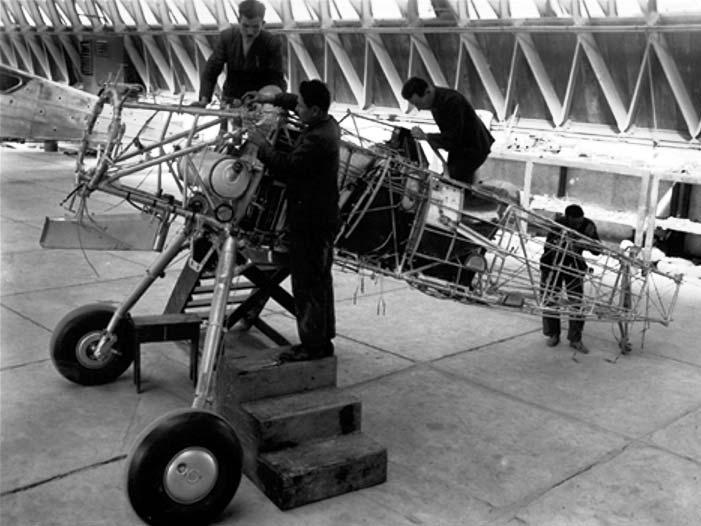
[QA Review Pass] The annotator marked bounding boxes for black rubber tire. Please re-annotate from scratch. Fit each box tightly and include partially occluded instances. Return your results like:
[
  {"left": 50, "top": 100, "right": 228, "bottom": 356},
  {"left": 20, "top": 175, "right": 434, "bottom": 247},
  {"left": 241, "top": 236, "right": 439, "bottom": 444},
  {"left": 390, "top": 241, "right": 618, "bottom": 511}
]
[
  {"left": 50, "top": 303, "right": 135, "bottom": 385},
  {"left": 126, "top": 409, "right": 243, "bottom": 526}
]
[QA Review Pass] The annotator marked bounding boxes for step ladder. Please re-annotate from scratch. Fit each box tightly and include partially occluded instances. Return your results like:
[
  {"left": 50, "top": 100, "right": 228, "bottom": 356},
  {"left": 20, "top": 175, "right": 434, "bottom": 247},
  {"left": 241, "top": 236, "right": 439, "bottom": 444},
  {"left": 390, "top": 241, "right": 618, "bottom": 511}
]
[{"left": 164, "top": 248, "right": 295, "bottom": 346}]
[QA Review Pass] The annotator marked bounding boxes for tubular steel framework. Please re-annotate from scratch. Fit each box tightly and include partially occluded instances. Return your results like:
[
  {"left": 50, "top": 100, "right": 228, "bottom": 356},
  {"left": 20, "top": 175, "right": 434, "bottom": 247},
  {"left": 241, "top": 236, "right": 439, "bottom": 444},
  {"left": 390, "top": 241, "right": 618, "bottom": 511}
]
[
  {"left": 1, "top": 0, "right": 700, "bottom": 142},
  {"left": 37, "top": 77, "right": 682, "bottom": 524},
  {"left": 44, "top": 82, "right": 682, "bottom": 356}
]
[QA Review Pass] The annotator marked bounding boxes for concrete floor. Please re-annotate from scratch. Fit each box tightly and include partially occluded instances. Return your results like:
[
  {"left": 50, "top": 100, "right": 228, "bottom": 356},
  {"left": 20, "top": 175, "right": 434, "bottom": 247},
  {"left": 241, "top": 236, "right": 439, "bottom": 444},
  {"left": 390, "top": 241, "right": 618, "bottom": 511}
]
[{"left": 2, "top": 146, "right": 701, "bottom": 525}]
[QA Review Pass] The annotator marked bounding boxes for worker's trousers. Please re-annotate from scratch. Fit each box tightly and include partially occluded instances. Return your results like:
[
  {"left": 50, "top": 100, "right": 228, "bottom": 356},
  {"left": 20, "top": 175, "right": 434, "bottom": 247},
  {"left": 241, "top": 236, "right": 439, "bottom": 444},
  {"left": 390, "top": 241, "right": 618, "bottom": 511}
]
[
  {"left": 289, "top": 225, "right": 336, "bottom": 350},
  {"left": 540, "top": 266, "right": 585, "bottom": 343}
]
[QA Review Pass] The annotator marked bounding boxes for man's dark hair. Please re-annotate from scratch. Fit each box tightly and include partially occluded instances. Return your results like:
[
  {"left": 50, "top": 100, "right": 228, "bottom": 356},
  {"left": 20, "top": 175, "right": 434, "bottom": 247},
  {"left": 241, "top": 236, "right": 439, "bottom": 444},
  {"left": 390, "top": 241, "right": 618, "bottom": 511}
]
[
  {"left": 401, "top": 77, "right": 429, "bottom": 100},
  {"left": 299, "top": 79, "right": 331, "bottom": 113},
  {"left": 565, "top": 204, "right": 584, "bottom": 218},
  {"left": 239, "top": 0, "right": 266, "bottom": 19}
]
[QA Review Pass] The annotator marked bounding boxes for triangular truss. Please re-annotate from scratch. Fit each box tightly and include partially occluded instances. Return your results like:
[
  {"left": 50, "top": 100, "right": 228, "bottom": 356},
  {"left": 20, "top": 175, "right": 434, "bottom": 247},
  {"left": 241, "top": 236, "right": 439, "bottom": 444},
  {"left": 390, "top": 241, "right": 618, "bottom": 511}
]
[{"left": 0, "top": 0, "right": 699, "bottom": 140}]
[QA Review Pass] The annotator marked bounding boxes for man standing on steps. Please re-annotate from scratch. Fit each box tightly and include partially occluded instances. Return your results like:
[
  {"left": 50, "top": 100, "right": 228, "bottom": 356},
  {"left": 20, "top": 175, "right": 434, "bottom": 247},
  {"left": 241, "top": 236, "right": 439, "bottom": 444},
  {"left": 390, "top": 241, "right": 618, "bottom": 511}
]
[
  {"left": 247, "top": 80, "right": 340, "bottom": 362},
  {"left": 401, "top": 76, "right": 494, "bottom": 185},
  {"left": 192, "top": 0, "right": 286, "bottom": 108}
]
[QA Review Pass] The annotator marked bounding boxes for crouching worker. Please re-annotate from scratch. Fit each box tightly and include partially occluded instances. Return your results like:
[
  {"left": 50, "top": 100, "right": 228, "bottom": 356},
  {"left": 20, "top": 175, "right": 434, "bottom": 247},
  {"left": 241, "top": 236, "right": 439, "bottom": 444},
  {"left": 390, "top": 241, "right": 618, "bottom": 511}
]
[
  {"left": 247, "top": 80, "right": 340, "bottom": 362},
  {"left": 540, "top": 205, "right": 600, "bottom": 354},
  {"left": 401, "top": 77, "right": 494, "bottom": 185}
]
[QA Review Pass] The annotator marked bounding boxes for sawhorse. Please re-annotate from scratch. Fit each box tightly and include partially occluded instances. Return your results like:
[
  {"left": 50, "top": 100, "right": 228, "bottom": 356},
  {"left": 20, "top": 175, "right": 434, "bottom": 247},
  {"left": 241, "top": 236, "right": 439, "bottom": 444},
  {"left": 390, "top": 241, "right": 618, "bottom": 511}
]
[{"left": 132, "top": 312, "right": 202, "bottom": 393}]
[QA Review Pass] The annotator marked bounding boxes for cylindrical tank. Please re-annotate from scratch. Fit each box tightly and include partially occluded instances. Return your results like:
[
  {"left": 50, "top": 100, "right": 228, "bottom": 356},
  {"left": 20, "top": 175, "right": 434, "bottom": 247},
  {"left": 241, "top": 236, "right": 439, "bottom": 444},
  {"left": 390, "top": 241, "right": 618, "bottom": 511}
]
[{"left": 178, "top": 150, "right": 250, "bottom": 200}]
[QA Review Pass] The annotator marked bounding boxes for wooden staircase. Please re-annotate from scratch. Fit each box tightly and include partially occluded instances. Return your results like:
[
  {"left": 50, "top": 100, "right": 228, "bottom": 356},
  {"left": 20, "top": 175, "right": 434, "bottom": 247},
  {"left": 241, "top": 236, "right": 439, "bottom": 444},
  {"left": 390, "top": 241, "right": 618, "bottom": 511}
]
[{"left": 214, "top": 346, "right": 387, "bottom": 509}]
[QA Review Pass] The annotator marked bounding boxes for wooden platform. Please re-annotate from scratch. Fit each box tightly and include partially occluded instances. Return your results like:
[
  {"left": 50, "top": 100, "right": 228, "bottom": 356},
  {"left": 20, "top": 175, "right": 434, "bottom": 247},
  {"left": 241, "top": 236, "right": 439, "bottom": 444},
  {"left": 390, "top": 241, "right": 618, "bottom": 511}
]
[{"left": 214, "top": 345, "right": 387, "bottom": 509}]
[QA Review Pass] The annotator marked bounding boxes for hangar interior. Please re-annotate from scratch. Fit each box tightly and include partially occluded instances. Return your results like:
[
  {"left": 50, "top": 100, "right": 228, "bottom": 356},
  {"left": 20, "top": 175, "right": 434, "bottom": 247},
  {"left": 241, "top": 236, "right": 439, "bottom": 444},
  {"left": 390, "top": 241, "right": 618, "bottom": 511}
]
[
  {"left": 2, "top": 0, "right": 701, "bottom": 254},
  {"left": 1, "top": 1, "right": 701, "bottom": 525}
]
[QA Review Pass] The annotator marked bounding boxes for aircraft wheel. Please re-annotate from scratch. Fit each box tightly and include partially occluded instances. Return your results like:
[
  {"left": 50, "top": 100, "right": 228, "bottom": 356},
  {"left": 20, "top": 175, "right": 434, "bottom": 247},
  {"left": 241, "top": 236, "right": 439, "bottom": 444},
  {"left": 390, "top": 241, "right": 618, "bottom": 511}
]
[
  {"left": 126, "top": 409, "right": 243, "bottom": 526},
  {"left": 50, "top": 303, "right": 135, "bottom": 385}
]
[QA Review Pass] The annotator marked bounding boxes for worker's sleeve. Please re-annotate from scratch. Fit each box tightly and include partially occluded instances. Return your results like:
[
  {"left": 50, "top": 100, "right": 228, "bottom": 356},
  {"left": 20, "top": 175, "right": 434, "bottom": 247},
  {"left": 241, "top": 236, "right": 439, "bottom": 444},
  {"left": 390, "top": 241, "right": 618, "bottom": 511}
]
[
  {"left": 426, "top": 132, "right": 450, "bottom": 151},
  {"left": 540, "top": 216, "right": 566, "bottom": 266},
  {"left": 582, "top": 221, "right": 601, "bottom": 255},
  {"left": 258, "top": 129, "right": 319, "bottom": 182},
  {"left": 262, "top": 36, "right": 287, "bottom": 92},
  {"left": 433, "top": 105, "right": 467, "bottom": 152},
  {"left": 541, "top": 230, "right": 563, "bottom": 265},
  {"left": 199, "top": 33, "right": 227, "bottom": 103}
]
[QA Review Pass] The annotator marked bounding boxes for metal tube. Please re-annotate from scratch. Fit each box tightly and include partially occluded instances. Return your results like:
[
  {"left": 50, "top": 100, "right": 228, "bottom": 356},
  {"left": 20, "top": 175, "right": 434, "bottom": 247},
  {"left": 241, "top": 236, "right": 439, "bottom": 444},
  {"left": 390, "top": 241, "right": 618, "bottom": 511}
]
[
  {"left": 106, "top": 140, "right": 218, "bottom": 180},
  {"left": 77, "top": 177, "right": 224, "bottom": 230},
  {"left": 86, "top": 88, "right": 129, "bottom": 191},
  {"left": 123, "top": 102, "right": 248, "bottom": 118},
  {"left": 112, "top": 117, "right": 225, "bottom": 164},
  {"left": 92, "top": 223, "right": 193, "bottom": 360},
  {"left": 192, "top": 233, "right": 238, "bottom": 409}
]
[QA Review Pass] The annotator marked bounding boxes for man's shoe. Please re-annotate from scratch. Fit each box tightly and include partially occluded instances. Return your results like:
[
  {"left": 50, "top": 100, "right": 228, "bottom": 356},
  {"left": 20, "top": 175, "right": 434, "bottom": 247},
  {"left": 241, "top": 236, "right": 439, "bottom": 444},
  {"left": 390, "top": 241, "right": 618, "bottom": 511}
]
[
  {"left": 278, "top": 343, "right": 334, "bottom": 363},
  {"left": 569, "top": 340, "right": 589, "bottom": 354},
  {"left": 545, "top": 335, "right": 560, "bottom": 347}
]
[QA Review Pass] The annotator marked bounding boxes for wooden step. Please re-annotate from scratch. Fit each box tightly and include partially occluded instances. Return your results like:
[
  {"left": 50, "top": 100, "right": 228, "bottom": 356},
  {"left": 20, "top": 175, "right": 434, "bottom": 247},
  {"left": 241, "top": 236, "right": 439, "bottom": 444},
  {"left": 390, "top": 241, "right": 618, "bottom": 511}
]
[
  {"left": 214, "top": 346, "right": 337, "bottom": 405},
  {"left": 256, "top": 432, "right": 387, "bottom": 510},
  {"left": 241, "top": 388, "right": 361, "bottom": 452},
  {"left": 213, "top": 344, "right": 387, "bottom": 509}
]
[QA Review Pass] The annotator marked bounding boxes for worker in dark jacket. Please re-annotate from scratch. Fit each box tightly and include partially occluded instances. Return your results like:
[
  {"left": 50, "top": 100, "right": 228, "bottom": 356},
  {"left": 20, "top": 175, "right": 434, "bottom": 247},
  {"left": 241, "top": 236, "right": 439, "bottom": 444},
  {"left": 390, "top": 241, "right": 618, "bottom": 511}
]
[
  {"left": 194, "top": 0, "right": 286, "bottom": 106},
  {"left": 540, "top": 204, "right": 600, "bottom": 354},
  {"left": 401, "top": 77, "right": 494, "bottom": 185},
  {"left": 248, "top": 80, "right": 340, "bottom": 361}
]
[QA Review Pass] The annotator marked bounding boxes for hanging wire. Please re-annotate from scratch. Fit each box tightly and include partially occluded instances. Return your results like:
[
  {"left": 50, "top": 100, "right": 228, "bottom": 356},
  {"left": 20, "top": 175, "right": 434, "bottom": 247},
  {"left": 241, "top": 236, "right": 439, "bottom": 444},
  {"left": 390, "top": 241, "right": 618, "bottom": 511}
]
[
  {"left": 352, "top": 272, "right": 364, "bottom": 304},
  {"left": 76, "top": 197, "right": 102, "bottom": 278},
  {"left": 376, "top": 274, "right": 386, "bottom": 316}
]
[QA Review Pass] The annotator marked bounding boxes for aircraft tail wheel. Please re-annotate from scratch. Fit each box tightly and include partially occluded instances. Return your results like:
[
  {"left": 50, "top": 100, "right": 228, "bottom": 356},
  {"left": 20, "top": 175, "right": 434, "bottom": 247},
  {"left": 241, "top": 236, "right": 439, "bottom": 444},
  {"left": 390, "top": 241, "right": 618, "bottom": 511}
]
[
  {"left": 50, "top": 303, "right": 135, "bottom": 385},
  {"left": 126, "top": 409, "right": 243, "bottom": 526}
]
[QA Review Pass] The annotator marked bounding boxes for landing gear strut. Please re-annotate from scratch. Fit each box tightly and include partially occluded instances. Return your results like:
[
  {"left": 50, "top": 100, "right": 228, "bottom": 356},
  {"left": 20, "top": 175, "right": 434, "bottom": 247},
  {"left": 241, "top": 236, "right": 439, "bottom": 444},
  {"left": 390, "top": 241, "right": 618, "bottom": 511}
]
[{"left": 126, "top": 234, "right": 244, "bottom": 525}]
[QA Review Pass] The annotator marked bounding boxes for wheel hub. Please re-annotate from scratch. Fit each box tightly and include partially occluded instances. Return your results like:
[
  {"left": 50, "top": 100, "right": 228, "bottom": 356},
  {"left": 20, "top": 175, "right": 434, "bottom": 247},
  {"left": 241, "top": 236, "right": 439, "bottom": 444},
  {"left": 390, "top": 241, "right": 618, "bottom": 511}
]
[
  {"left": 164, "top": 447, "right": 218, "bottom": 504},
  {"left": 76, "top": 332, "right": 113, "bottom": 369}
]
